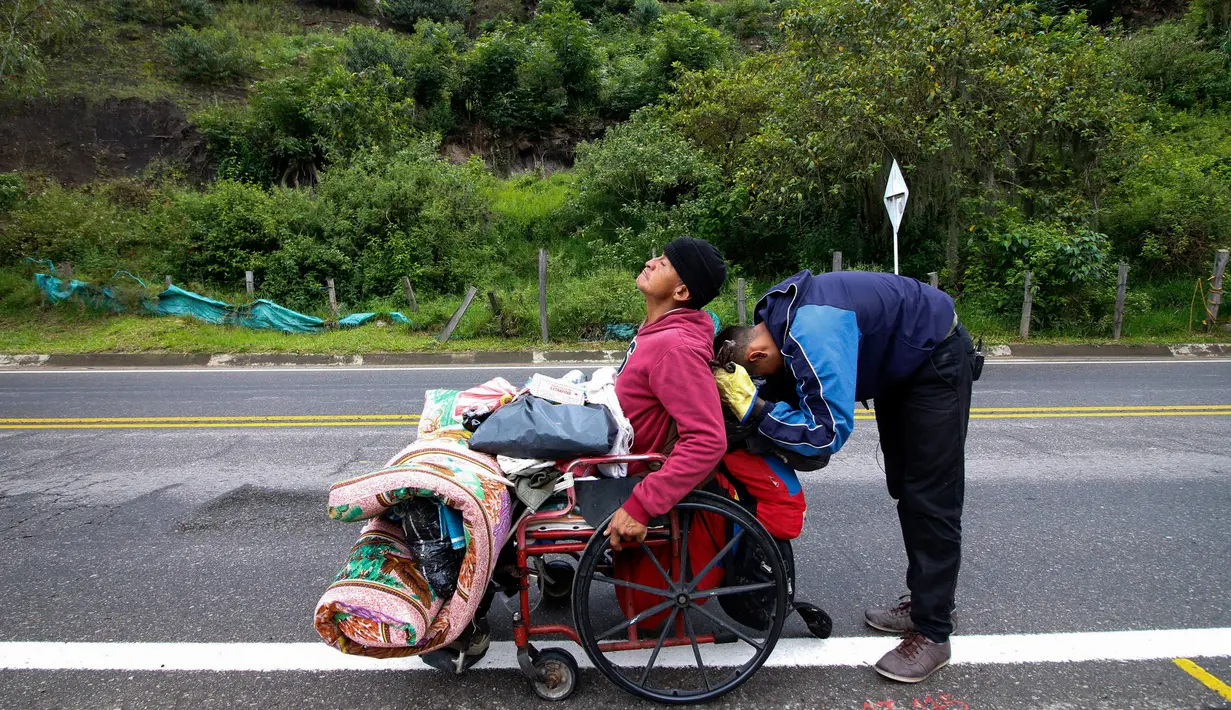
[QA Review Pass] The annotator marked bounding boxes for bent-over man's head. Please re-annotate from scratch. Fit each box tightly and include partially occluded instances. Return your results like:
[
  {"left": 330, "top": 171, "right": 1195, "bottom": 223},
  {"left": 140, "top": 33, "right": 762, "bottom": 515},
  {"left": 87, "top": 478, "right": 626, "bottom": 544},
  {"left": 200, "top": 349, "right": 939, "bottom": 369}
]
[
  {"left": 714, "top": 323, "right": 784, "bottom": 377},
  {"left": 636, "top": 237, "right": 726, "bottom": 310}
]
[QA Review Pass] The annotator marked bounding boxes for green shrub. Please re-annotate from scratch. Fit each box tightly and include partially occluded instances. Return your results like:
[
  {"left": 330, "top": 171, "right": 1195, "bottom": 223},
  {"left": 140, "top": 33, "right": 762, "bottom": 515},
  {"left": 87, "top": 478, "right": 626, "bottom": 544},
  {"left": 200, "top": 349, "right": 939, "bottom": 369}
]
[
  {"left": 600, "top": 54, "right": 659, "bottom": 116},
  {"left": 0, "top": 269, "right": 42, "bottom": 315},
  {"left": 168, "top": 180, "right": 281, "bottom": 286},
  {"left": 382, "top": 0, "right": 471, "bottom": 30},
  {"left": 647, "top": 12, "right": 730, "bottom": 84},
  {"left": 458, "top": 4, "right": 602, "bottom": 131},
  {"left": 710, "top": 0, "right": 774, "bottom": 39},
  {"left": 1121, "top": 19, "right": 1231, "bottom": 109},
  {"left": 0, "top": 173, "right": 25, "bottom": 213},
  {"left": 462, "top": 24, "right": 566, "bottom": 130},
  {"left": 631, "top": 0, "right": 663, "bottom": 27},
  {"left": 546, "top": 269, "right": 645, "bottom": 338},
  {"left": 313, "top": 144, "right": 499, "bottom": 299},
  {"left": 1102, "top": 113, "right": 1231, "bottom": 275},
  {"left": 164, "top": 25, "right": 254, "bottom": 83},
  {"left": 343, "top": 23, "right": 461, "bottom": 127},
  {"left": 112, "top": 0, "right": 217, "bottom": 27},
  {"left": 536, "top": 0, "right": 600, "bottom": 99},
  {"left": 197, "top": 62, "right": 418, "bottom": 185},
  {"left": 574, "top": 112, "right": 720, "bottom": 225},
  {"left": 967, "top": 219, "right": 1113, "bottom": 329},
  {"left": 0, "top": 183, "right": 165, "bottom": 274}
]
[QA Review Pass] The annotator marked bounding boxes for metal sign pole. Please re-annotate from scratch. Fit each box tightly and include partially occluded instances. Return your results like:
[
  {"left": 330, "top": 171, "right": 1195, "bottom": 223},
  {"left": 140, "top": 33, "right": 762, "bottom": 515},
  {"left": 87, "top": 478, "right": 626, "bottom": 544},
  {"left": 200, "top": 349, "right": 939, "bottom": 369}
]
[{"left": 883, "top": 159, "right": 909, "bottom": 276}]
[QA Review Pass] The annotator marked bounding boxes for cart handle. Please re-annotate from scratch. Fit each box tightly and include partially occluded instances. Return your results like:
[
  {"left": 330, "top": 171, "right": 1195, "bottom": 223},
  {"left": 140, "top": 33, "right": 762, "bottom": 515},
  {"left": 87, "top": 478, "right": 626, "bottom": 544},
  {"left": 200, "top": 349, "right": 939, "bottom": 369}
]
[{"left": 563, "top": 453, "right": 667, "bottom": 475}]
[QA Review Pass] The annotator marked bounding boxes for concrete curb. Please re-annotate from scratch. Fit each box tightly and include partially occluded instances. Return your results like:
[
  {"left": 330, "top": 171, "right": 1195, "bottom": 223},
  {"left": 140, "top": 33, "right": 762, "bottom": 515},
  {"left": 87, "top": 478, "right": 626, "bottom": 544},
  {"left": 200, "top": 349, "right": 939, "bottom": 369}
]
[{"left": 0, "top": 343, "right": 1229, "bottom": 369}]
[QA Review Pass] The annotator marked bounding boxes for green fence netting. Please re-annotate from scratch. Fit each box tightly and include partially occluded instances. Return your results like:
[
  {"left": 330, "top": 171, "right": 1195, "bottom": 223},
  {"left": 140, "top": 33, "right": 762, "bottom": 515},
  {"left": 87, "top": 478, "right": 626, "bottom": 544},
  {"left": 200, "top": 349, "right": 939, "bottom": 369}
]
[
  {"left": 34, "top": 270, "right": 325, "bottom": 334},
  {"left": 154, "top": 284, "right": 325, "bottom": 333},
  {"left": 337, "top": 311, "right": 411, "bottom": 328},
  {"left": 35, "top": 273, "right": 130, "bottom": 312}
]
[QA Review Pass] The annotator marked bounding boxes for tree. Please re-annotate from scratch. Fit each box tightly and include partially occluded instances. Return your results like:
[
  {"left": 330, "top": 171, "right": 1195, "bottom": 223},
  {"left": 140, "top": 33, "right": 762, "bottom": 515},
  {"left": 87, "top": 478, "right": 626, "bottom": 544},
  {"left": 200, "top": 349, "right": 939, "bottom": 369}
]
[
  {"left": 669, "top": 0, "right": 1138, "bottom": 283},
  {"left": 0, "top": 0, "right": 83, "bottom": 98}
]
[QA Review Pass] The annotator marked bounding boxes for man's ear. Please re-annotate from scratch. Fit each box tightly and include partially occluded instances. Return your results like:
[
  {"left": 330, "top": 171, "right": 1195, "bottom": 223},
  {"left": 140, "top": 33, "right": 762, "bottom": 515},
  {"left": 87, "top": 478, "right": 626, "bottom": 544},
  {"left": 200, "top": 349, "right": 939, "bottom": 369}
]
[
  {"left": 672, "top": 282, "right": 692, "bottom": 305},
  {"left": 748, "top": 349, "right": 768, "bottom": 363}
]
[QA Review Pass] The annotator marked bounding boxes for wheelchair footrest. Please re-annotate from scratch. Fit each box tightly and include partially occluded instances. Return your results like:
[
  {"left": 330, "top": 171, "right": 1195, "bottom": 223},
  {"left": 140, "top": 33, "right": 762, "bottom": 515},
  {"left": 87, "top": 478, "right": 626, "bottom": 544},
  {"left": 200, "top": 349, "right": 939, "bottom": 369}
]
[{"left": 793, "top": 602, "right": 833, "bottom": 639}]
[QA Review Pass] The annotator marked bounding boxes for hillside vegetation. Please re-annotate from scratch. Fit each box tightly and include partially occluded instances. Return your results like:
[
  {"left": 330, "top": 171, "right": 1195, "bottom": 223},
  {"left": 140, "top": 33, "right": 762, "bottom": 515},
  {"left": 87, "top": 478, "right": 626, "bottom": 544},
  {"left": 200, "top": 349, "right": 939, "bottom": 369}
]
[{"left": 1, "top": 0, "right": 1229, "bottom": 344}]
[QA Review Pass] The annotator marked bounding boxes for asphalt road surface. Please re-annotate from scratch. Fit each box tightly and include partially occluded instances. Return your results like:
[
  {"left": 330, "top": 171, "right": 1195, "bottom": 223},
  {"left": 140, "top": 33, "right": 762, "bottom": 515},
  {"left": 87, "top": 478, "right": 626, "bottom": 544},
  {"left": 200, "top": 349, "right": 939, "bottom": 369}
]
[{"left": 1, "top": 359, "right": 1229, "bottom": 709}]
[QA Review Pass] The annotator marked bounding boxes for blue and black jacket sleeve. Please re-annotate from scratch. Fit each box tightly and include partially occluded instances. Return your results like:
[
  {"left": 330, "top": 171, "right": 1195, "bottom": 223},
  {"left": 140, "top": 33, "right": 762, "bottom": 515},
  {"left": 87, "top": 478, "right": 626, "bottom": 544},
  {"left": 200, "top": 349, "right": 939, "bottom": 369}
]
[{"left": 755, "top": 305, "right": 860, "bottom": 457}]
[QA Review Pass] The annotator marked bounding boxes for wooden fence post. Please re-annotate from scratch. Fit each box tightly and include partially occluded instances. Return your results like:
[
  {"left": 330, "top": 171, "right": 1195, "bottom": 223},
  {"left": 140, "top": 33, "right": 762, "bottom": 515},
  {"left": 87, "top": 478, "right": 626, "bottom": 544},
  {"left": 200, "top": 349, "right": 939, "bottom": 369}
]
[
  {"left": 487, "top": 290, "right": 501, "bottom": 315},
  {"left": 164, "top": 275, "right": 172, "bottom": 290},
  {"left": 62, "top": 262, "right": 73, "bottom": 281},
  {"left": 538, "top": 249, "right": 549, "bottom": 344},
  {"left": 245, "top": 270, "right": 255, "bottom": 296},
  {"left": 1019, "top": 271, "right": 1034, "bottom": 339},
  {"left": 402, "top": 276, "right": 418, "bottom": 313},
  {"left": 438, "top": 286, "right": 478, "bottom": 343},
  {"left": 832, "top": 251, "right": 842, "bottom": 272},
  {"left": 928, "top": 272, "right": 939, "bottom": 289},
  {"left": 651, "top": 247, "right": 657, "bottom": 260},
  {"left": 737, "top": 278, "right": 747, "bottom": 326},
  {"left": 1113, "top": 263, "right": 1128, "bottom": 340},
  {"left": 1207, "top": 248, "right": 1229, "bottom": 327},
  {"left": 326, "top": 277, "right": 338, "bottom": 316}
]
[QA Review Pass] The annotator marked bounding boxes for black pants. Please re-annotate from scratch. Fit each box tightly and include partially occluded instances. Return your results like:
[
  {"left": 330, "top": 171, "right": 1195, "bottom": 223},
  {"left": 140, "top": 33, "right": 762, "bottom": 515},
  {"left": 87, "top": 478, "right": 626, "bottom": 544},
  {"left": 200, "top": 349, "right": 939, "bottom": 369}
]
[{"left": 873, "top": 324, "right": 975, "bottom": 643}]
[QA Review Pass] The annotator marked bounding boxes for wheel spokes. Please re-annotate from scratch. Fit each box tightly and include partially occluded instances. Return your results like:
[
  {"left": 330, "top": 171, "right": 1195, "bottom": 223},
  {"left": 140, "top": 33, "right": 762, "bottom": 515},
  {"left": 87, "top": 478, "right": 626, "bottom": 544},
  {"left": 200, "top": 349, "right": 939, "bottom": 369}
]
[
  {"left": 682, "top": 607, "right": 711, "bottom": 692},
  {"left": 638, "top": 539, "right": 676, "bottom": 589},
  {"left": 688, "top": 601, "right": 766, "bottom": 652},
  {"left": 687, "top": 527, "right": 745, "bottom": 592},
  {"left": 637, "top": 607, "right": 679, "bottom": 687},
  {"left": 595, "top": 597, "right": 676, "bottom": 641},
  {"left": 678, "top": 508, "right": 692, "bottom": 585},
  {"left": 591, "top": 571, "right": 670, "bottom": 598},
  {"left": 690, "top": 581, "right": 775, "bottom": 600}
]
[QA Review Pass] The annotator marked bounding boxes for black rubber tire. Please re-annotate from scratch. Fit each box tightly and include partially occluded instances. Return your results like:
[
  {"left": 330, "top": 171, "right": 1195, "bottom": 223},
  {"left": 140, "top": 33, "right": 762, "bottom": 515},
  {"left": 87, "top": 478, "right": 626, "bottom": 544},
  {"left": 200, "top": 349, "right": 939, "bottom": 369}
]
[
  {"left": 571, "top": 490, "right": 789, "bottom": 704},
  {"left": 542, "top": 560, "right": 576, "bottom": 603},
  {"left": 531, "top": 647, "right": 580, "bottom": 701}
]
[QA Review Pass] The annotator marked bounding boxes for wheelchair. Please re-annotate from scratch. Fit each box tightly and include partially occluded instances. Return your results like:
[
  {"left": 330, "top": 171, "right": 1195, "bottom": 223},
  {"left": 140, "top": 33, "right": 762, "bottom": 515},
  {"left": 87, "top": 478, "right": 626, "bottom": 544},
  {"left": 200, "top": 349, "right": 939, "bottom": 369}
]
[{"left": 504, "top": 453, "right": 831, "bottom": 704}]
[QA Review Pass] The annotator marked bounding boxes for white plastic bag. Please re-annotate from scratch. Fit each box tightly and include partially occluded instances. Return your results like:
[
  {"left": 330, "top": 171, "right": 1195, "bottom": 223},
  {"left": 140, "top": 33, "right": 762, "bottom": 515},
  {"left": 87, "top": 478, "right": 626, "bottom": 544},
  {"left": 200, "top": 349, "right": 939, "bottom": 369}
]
[{"left": 585, "top": 367, "right": 634, "bottom": 477}]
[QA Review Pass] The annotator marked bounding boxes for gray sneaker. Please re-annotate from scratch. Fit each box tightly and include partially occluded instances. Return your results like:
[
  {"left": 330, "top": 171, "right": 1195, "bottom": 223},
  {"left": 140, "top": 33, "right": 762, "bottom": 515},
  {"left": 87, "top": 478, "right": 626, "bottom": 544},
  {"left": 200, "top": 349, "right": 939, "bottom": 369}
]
[
  {"left": 865, "top": 594, "right": 913, "bottom": 633},
  {"left": 874, "top": 631, "right": 951, "bottom": 683}
]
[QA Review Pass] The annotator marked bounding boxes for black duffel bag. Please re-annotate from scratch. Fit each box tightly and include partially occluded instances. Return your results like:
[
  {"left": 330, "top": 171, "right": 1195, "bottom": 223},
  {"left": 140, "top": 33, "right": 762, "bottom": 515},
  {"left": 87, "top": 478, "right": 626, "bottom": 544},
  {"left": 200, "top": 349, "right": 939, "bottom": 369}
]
[{"left": 468, "top": 395, "right": 618, "bottom": 460}]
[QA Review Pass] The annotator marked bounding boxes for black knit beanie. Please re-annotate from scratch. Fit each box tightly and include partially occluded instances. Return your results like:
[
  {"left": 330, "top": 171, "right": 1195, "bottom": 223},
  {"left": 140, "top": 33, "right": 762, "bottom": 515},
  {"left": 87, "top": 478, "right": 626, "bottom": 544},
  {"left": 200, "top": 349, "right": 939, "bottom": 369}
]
[{"left": 663, "top": 237, "right": 727, "bottom": 309}]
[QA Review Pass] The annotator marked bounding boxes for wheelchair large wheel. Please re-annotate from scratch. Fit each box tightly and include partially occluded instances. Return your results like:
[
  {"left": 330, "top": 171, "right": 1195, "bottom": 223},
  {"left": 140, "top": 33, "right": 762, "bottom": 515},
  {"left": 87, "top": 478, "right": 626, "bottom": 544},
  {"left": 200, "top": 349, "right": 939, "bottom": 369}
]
[{"left": 571, "top": 491, "right": 789, "bottom": 704}]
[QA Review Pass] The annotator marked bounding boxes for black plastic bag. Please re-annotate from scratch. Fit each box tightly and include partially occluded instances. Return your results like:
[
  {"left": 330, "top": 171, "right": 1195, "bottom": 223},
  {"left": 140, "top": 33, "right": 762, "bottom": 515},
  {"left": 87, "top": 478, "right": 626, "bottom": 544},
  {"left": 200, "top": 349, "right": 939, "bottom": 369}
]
[
  {"left": 468, "top": 396, "right": 618, "bottom": 460},
  {"left": 394, "top": 499, "right": 464, "bottom": 601}
]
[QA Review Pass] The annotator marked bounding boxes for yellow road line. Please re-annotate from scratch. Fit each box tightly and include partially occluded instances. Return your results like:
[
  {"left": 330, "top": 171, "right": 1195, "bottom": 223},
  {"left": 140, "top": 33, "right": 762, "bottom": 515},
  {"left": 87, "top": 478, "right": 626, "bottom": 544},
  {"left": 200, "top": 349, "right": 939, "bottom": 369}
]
[
  {"left": 2, "top": 406, "right": 1228, "bottom": 429},
  {"left": 971, "top": 404, "right": 1231, "bottom": 412},
  {"left": 0, "top": 421, "right": 420, "bottom": 430},
  {"left": 0, "top": 415, "right": 420, "bottom": 423},
  {"left": 852, "top": 411, "right": 1231, "bottom": 420},
  {"left": 1174, "top": 658, "right": 1231, "bottom": 701}
]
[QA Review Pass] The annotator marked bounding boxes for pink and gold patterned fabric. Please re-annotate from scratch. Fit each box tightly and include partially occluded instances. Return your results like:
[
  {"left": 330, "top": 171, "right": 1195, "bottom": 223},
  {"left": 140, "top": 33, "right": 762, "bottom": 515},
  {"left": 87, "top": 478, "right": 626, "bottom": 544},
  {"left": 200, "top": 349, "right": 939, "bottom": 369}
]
[{"left": 315, "top": 431, "right": 513, "bottom": 658}]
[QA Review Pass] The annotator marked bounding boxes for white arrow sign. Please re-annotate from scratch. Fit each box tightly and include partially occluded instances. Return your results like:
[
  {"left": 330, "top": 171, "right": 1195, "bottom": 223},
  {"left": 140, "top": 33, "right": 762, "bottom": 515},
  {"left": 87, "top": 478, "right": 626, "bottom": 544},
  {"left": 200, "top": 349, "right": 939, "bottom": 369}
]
[{"left": 884, "top": 159, "right": 909, "bottom": 275}]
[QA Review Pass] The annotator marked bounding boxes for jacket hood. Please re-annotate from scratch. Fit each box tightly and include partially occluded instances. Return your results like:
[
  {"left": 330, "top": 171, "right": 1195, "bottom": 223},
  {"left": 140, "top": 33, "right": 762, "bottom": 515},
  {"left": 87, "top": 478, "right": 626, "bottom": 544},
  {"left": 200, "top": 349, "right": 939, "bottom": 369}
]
[
  {"left": 754, "top": 270, "right": 814, "bottom": 349},
  {"left": 638, "top": 308, "right": 717, "bottom": 348}
]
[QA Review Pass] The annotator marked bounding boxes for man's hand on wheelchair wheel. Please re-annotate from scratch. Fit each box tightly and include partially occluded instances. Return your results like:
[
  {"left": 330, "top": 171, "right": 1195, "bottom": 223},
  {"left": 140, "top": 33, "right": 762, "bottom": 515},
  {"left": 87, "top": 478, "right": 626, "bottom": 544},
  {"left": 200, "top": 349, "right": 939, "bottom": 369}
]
[{"left": 605, "top": 507, "right": 647, "bottom": 552}]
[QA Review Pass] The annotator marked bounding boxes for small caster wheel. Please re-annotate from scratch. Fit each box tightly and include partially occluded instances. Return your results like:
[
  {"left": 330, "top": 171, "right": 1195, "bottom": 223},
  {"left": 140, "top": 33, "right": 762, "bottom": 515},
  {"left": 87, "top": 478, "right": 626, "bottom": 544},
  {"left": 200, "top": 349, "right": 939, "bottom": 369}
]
[
  {"left": 541, "top": 560, "right": 576, "bottom": 603},
  {"left": 795, "top": 602, "right": 833, "bottom": 639},
  {"left": 531, "top": 647, "right": 579, "bottom": 701}
]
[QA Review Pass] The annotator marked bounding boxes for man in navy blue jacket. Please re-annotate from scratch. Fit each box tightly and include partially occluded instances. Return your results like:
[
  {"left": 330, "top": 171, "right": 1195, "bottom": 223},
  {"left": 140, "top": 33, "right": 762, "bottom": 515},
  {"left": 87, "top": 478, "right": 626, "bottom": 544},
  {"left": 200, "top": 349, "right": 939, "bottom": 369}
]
[{"left": 714, "top": 269, "right": 980, "bottom": 683}]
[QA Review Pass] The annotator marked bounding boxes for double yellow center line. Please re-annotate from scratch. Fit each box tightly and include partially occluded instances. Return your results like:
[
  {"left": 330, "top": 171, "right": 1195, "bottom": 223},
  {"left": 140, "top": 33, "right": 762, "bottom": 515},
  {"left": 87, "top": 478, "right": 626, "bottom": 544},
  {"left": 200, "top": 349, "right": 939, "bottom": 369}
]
[
  {"left": 855, "top": 404, "right": 1231, "bottom": 421},
  {"left": 1, "top": 405, "right": 1228, "bottom": 429},
  {"left": 0, "top": 414, "right": 423, "bottom": 430}
]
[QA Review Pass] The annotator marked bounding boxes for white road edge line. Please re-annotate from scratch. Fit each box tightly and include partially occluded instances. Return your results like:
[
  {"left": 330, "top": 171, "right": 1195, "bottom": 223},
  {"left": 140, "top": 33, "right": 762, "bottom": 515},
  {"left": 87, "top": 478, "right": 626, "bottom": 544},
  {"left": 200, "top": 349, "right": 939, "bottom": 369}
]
[
  {"left": 1, "top": 360, "right": 1231, "bottom": 375},
  {"left": 2, "top": 628, "right": 1229, "bottom": 672}
]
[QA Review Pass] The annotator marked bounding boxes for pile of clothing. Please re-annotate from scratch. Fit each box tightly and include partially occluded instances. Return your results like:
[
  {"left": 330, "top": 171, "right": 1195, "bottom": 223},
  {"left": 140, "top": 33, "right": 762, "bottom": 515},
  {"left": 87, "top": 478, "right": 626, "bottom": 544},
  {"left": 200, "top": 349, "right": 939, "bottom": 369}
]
[{"left": 315, "top": 368, "right": 633, "bottom": 660}]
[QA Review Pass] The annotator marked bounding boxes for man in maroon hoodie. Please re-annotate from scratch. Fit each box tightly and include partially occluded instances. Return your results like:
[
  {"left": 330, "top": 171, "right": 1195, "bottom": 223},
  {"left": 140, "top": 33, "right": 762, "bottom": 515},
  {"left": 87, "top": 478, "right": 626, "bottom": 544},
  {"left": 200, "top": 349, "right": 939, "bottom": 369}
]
[{"left": 606, "top": 237, "right": 728, "bottom": 551}]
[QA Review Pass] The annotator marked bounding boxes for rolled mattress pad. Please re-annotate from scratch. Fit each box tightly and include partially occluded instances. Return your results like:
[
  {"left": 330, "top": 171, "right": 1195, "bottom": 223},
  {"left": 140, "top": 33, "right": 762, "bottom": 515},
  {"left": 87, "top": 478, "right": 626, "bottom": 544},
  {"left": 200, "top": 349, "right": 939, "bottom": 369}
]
[{"left": 315, "top": 432, "right": 514, "bottom": 658}]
